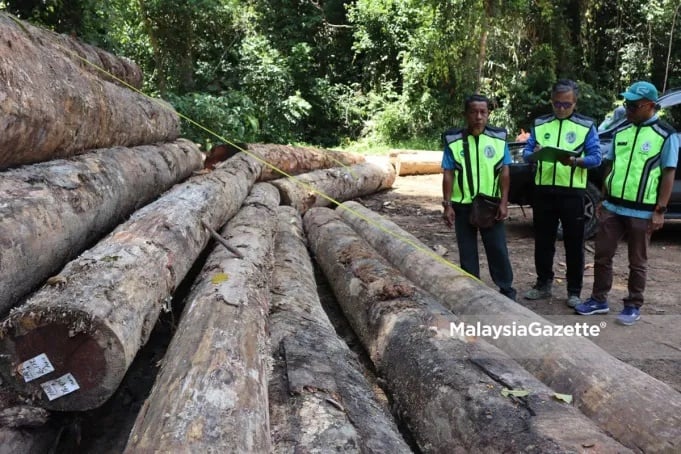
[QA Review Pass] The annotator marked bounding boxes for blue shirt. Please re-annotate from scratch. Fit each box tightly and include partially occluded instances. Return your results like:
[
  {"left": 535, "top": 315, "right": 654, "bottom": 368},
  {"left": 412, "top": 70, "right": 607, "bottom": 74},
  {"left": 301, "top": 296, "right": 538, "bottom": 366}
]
[
  {"left": 442, "top": 139, "right": 512, "bottom": 170},
  {"left": 522, "top": 117, "right": 601, "bottom": 168},
  {"left": 603, "top": 114, "right": 679, "bottom": 219}
]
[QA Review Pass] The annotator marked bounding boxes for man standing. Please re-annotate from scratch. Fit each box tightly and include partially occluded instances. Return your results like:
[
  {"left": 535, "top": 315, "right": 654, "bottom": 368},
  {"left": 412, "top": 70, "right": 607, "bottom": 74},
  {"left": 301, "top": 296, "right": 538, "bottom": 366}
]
[
  {"left": 522, "top": 80, "right": 602, "bottom": 308},
  {"left": 442, "top": 94, "right": 516, "bottom": 301},
  {"left": 575, "top": 81, "right": 678, "bottom": 325}
]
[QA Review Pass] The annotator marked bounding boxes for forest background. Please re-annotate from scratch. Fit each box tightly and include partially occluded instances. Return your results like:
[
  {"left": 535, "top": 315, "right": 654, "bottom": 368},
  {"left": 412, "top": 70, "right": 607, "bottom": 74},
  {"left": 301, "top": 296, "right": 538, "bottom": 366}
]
[{"left": 4, "top": 0, "right": 681, "bottom": 152}]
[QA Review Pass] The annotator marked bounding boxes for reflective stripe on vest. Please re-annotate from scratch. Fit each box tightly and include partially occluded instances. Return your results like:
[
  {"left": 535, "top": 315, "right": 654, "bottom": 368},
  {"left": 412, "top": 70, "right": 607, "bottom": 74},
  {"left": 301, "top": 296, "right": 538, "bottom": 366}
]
[
  {"left": 533, "top": 115, "right": 591, "bottom": 189},
  {"left": 445, "top": 128, "right": 506, "bottom": 204},
  {"left": 606, "top": 122, "right": 669, "bottom": 210}
]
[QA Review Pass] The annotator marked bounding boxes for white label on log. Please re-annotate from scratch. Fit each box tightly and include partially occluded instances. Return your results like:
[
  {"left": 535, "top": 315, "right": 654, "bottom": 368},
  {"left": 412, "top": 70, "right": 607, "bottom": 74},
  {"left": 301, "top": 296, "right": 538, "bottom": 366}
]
[
  {"left": 40, "top": 373, "right": 80, "bottom": 401},
  {"left": 21, "top": 353, "right": 55, "bottom": 382}
]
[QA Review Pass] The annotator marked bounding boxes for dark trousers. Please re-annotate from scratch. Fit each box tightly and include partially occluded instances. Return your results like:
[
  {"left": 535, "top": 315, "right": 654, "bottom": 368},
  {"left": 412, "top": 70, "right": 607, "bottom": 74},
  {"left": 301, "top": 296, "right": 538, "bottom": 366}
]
[
  {"left": 532, "top": 191, "right": 585, "bottom": 295},
  {"left": 591, "top": 208, "right": 650, "bottom": 307},
  {"left": 453, "top": 205, "right": 516, "bottom": 300}
]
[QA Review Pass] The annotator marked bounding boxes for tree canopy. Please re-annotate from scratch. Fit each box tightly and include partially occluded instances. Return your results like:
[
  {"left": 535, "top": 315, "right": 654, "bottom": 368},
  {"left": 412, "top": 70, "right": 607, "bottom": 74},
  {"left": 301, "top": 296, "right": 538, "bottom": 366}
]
[{"left": 3, "top": 0, "right": 680, "bottom": 149}]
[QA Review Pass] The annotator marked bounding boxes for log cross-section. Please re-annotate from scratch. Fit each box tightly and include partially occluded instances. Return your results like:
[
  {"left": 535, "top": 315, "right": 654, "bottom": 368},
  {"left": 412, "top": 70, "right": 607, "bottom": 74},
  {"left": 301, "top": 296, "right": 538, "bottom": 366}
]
[{"left": 0, "top": 155, "right": 263, "bottom": 411}]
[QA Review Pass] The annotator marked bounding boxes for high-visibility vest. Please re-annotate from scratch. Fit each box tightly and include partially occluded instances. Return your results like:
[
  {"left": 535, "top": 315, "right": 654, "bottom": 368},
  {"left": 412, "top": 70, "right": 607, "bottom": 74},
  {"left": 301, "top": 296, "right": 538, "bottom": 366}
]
[
  {"left": 532, "top": 113, "right": 594, "bottom": 189},
  {"left": 606, "top": 120, "right": 674, "bottom": 210},
  {"left": 443, "top": 126, "right": 507, "bottom": 204}
]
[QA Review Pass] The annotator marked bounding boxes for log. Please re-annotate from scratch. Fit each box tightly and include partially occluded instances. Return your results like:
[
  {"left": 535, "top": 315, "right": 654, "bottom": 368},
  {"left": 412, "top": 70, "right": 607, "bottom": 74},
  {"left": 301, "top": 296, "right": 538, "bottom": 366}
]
[
  {"left": 246, "top": 143, "right": 366, "bottom": 181},
  {"left": 2, "top": 13, "right": 142, "bottom": 88},
  {"left": 304, "top": 208, "right": 628, "bottom": 453},
  {"left": 338, "top": 201, "right": 681, "bottom": 452},
  {"left": 0, "top": 14, "right": 180, "bottom": 169},
  {"left": 389, "top": 150, "right": 443, "bottom": 176},
  {"left": 125, "top": 183, "right": 279, "bottom": 453},
  {"left": 270, "top": 161, "right": 396, "bottom": 214},
  {"left": 268, "top": 206, "right": 411, "bottom": 453},
  {"left": 0, "top": 427, "right": 56, "bottom": 454},
  {"left": 0, "top": 139, "right": 203, "bottom": 315},
  {"left": 0, "top": 154, "right": 263, "bottom": 411}
]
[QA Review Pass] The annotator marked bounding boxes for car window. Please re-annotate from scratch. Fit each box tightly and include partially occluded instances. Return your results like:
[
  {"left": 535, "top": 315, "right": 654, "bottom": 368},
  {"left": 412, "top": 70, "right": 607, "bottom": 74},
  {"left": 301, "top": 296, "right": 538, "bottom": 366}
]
[{"left": 659, "top": 103, "right": 681, "bottom": 130}]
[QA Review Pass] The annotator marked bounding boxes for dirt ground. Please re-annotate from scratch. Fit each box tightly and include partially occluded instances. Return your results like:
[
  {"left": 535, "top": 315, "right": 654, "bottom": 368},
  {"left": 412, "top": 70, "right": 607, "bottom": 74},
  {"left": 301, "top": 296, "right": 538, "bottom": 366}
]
[{"left": 358, "top": 172, "right": 681, "bottom": 393}]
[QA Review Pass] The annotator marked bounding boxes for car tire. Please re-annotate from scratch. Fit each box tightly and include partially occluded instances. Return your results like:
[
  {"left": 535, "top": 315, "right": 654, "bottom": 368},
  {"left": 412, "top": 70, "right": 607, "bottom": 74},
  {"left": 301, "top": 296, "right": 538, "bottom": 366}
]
[{"left": 556, "top": 182, "right": 601, "bottom": 240}]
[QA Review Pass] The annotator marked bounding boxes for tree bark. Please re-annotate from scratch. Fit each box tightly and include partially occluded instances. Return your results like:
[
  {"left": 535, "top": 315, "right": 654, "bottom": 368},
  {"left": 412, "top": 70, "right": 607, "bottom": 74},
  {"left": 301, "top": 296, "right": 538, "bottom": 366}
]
[
  {"left": 389, "top": 151, "right": 443, "bottom": 176},
  {"left": 1, "top": 13, "right": 143, "bottom": 89},
  {"left": 268, "top": 206, "right": 411, "bottom": 453},
  {"left": 338, "top": 201, "right": 681, "bottom": 452},
  {"left": 0, "top": 154, "right": 263, "bottom": 411},
  {"left": 270, "top": 161, "right": 395, "bottom": 214},
  {"left": 0, "top": 427, "right": 56, "bottom": 454},
  {"left": 0, "top": 14, "right": 180, "bottom": 170},
  {"left": 125, "top": 183, "right": 279, "bottom": 453},
  {"left": 0, "top": 139, "right": 202, "bottom": 315},
  {"left": 245, "top": 144, "right": 365, "bottom": 181},
  {"left": 304, "top": 207, "right": 628, "bottom": 453}
]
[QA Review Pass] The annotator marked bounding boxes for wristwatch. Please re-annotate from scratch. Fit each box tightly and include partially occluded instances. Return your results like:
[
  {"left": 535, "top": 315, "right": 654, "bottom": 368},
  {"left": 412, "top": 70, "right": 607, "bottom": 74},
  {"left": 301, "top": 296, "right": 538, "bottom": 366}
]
[
  {"left": 655, "top": 204, "right": 667, "bottom": 214},
  {"left": 442, "top": 200, "right": 450, "bottom": 208}
]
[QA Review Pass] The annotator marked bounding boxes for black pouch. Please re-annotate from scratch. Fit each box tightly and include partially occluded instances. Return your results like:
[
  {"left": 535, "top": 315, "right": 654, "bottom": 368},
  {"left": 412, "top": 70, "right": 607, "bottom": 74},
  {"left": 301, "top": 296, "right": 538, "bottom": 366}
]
[{"left": 469, "top": 194, "right": 500, "bottom": 229}]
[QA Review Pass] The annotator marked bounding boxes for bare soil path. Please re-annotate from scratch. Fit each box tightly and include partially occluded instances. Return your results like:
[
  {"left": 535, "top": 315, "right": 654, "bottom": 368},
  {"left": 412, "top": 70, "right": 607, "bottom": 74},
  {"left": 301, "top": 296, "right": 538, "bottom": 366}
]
[{"left": 358, "top": 172, "right": 681, "bottom": 393}]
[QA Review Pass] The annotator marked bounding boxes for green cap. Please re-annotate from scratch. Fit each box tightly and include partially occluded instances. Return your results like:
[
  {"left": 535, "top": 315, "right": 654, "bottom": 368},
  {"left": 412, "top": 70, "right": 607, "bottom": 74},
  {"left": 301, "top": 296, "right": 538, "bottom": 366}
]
[{"left": 620, "top": 81, "right": 658, "bottom": 102}]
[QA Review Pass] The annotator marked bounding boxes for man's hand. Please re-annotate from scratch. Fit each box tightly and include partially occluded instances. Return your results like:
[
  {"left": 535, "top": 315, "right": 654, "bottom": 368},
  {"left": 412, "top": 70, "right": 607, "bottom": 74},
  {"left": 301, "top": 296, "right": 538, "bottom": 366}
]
[
  {"left": 595, "top": 201, "right": 605, "bottom": 220},
  {"left": 443, "top": 204, "right": 455, "bottom": 228},
  {"left": 496, "top": 203, "right": 508, "bottom": 221},
  {"left": 649, "top": 211, "right": 664, "bottom": 233},
  {"left": 558, "top": 155, "right": 573, "bottom": 166}
]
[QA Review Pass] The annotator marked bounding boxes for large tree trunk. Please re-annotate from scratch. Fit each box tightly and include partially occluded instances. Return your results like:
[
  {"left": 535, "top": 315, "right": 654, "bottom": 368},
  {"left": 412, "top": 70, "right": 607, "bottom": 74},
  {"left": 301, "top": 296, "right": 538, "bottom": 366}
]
[
  {"left": 0, "top": 139, "right": 202, "bottom": 315},
  {"left": 125, "top": 183, "right": 279, "bottom": 453},
  {"left": 270, "top": 161, "right": 395, "bottom": 214},
  {"left": 0, "top": 14, "right": 180, "bottom": 170},
  {"left": 268, "top": 206, "right": 411, "bottom": 453},
  {"left": 339, "top": 201, "right": 681, "bottom": 452},
  {"left": 0, "top": 154, "right": 263, "bottom": 411},
  {"left": 246, "top": 144, "right": 366, "bottom": 181},
  {"left": 304, "top": 208, "right": 628, "bottom": 453},
  {"left": 1, "top": 13, "right": 143, "bottom": 89},
  {"left": 389, "top": 151, "right": 443, "bottom": 176}
]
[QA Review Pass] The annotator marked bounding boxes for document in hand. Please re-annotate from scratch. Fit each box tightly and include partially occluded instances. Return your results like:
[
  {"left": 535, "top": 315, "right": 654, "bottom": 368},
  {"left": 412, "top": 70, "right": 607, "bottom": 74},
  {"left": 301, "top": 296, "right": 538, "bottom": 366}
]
[{"left": 527, "top": 146, "right": 580, "bottom": 162}]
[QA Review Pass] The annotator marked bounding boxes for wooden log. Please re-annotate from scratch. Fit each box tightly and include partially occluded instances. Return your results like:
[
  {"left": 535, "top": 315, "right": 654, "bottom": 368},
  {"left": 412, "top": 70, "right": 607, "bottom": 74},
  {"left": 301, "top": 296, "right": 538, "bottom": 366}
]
[
  {"left": 0, "top": 14, "right": 180, "bottom": 169},
  {"left": 245, "top": 143, "right": 366, "bottom": 181},
  {"left": 338, "top": 201, "right": 681, "bottom": 452},
  {"left": 389, "top": 150, "right": 443, "bottom": 176},
  {"left": 0, "top": 139, "right": 203, "bottom": 315},
  {"left": 125, "top": 183, "right": 279, "bottom": 453},
  {"left": 2, "top": 13, "right": 142, "bottom": 88},
  {"left": 268, "top": 206, "right": 411, "bottom": 453},
  {"left": 0, "top": 154, "right": 263, "bottom": 411},
  {"left": 0, "top": 427, "right": 56, "bottom": 454},
  {"left": 304, "top": 208, "right": 628, "bottom": 453},
  {"left": 270, "top": 161, "right": 396, "bottom": 214}
]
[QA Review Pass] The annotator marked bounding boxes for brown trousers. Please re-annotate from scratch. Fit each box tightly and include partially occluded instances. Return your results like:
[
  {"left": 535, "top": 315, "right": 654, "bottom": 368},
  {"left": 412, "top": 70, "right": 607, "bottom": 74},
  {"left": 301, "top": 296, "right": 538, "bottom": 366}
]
[{"left": 591, "top": 208, "right": 651, "bottom": 307}]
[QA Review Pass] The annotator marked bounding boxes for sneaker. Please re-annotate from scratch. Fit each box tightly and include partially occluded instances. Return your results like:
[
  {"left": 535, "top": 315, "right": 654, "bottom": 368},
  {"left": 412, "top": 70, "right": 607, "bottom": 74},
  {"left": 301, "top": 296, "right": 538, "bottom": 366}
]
[
  {"left": 524, "top": 286, "right": 552, "bottom": 300},
  {"left": 574, "top": 297, "right": 609, "bottom": 315},
  {"left": 616, "top": 306, "right": 641, "bottom": 326},
  {"left": 566, "top": 294, "right": 581, "bottom": 308}
]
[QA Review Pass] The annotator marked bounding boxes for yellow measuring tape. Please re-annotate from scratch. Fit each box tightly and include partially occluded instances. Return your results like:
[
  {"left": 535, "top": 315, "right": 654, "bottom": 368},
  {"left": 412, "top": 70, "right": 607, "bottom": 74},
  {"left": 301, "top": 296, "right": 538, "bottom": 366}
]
[{"left": 51, "top": 39, "right": 475, "bottom": 280}]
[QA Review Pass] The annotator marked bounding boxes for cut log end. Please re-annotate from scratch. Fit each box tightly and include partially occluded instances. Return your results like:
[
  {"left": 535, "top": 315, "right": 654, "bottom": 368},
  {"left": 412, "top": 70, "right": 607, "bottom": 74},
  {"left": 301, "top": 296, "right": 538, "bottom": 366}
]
[{"left": 0, "top": 313, "right": 125, "bottom": 411}]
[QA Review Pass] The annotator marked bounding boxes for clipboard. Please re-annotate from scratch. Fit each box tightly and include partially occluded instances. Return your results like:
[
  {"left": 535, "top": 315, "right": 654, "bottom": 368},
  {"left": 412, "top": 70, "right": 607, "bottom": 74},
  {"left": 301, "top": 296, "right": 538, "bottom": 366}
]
[{"left": 526, "top": 146, "right": 580, "bottom": 163}]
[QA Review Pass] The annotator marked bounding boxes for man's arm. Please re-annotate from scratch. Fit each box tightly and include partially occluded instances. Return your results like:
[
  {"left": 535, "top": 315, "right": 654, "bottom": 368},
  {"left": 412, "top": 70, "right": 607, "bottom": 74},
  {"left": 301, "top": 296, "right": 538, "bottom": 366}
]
[{"left": 576, "top": 125, "right": 602, "bottom": 168}]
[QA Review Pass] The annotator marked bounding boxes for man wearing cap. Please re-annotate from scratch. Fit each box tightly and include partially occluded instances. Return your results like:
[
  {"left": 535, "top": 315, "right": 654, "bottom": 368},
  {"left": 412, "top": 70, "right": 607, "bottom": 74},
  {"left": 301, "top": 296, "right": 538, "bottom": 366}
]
[{"left": 575, "top": 81, "right": 679, "bottom": 325}]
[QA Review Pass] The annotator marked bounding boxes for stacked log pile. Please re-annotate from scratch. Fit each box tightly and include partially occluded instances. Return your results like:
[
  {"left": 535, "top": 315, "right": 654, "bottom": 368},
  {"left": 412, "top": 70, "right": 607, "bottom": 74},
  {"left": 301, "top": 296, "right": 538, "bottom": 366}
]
[{"left": 3, "top": 13, "right": 681, "bottom": 454}]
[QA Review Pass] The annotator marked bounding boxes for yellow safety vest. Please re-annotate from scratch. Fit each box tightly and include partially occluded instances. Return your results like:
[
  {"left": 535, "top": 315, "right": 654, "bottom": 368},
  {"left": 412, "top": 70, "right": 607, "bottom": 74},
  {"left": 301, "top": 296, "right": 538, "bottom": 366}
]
[
  {"left": 443, "top": 126, "right": 507, "bottom": 204},
  {"left": 533, "top": 114, "right": 593, "bottom": 189},
  {"left": 606, "top": 120, "right": 673, "bottom": 210}
]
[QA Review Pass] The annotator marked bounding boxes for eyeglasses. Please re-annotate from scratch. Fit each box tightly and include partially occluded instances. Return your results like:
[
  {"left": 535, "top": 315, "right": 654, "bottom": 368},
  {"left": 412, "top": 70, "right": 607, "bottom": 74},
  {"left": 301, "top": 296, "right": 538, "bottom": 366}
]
[
  {"left": 624, "top": 101, "right": 651, "bottom": 111},
  {"left": 552, "top": 101, "right": 574, "bottom": 109}
]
